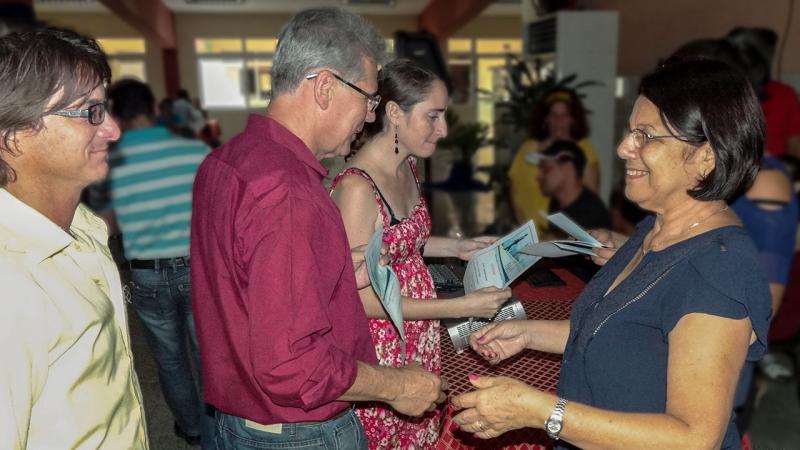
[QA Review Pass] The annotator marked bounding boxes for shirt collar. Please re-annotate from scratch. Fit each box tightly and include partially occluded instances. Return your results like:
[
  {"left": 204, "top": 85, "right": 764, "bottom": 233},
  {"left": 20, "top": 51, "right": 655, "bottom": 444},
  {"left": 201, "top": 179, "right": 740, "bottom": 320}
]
[
  {"left": 0, "top": 189, "right": 103, "bottom": 262},
  {"left": 247, "top": 114, "right": 328, "bottom": 179}
]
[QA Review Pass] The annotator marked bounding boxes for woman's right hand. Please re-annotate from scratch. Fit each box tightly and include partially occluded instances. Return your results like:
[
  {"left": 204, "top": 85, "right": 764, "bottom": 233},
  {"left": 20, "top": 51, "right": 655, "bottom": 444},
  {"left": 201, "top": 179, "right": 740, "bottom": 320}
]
[
  {"left": 588, "top": 228, "right": 628, "bottom": 266},
  {"left": 459, "top": 287, "right": 512, "bottom": 319},
  {"left": 469, "top": 320, "right": 531, "bottom": 364}
]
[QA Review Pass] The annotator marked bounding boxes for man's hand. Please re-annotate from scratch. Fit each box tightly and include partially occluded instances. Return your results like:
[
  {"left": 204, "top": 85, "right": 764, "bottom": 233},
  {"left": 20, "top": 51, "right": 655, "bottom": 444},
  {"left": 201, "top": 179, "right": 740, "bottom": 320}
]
[
  {"left": 351, "top": 243, "right": 389, "bottom": 289},
  {"left": 387, "top": 364, "right": 448, "bottom": 417}
]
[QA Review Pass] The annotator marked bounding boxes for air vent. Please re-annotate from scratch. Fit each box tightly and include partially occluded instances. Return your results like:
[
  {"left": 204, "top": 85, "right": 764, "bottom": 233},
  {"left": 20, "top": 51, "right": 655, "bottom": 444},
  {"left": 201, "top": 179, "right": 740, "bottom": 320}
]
[{"left": 525, "top": 16, "right": 556, "bottom": 54}]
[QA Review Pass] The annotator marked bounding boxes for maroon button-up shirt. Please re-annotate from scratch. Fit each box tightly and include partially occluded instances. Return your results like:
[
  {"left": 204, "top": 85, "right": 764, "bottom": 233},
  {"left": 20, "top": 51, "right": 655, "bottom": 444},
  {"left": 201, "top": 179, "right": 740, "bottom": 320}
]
[{"left": 191, "top": 115, "right": 377, "bottom": 424}]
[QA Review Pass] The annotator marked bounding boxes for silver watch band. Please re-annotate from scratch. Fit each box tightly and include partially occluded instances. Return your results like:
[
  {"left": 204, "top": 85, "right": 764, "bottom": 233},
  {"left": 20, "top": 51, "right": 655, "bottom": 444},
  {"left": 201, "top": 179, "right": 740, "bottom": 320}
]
[{"left": 545, "top": 397, "right": 568, "bottom": 440}]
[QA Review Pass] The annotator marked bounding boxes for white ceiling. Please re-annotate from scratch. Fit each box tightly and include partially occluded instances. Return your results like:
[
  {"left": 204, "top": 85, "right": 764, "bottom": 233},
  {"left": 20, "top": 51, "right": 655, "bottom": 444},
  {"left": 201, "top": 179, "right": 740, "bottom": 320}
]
[{"left": 34, "top": 0, "right": 520, "bottom": 16}]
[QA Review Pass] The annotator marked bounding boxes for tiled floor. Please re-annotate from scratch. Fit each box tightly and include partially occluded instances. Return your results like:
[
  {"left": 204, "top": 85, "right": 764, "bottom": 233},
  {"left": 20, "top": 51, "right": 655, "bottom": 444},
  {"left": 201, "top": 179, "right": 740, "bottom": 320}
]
[{"left": 129, "top": 180, "right": 800, "bottom": 449}]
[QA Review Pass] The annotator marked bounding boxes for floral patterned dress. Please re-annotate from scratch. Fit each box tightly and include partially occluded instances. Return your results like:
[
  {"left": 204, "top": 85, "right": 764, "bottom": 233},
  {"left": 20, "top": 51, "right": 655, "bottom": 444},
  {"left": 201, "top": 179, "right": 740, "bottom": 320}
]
[{"left": 331, "top": 158, "right": 441, "bottom": 449}]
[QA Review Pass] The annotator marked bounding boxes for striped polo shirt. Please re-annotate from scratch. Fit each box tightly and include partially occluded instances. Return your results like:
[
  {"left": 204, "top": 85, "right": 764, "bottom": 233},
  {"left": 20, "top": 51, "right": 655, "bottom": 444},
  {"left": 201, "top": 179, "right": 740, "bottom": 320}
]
[{"left": 109, "top": 126, "right": 209, "bottom": 260}]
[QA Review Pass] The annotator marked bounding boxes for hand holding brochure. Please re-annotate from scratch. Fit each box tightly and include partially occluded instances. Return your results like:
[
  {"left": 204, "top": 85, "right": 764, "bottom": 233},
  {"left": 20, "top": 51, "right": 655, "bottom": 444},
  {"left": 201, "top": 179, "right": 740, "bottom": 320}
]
[
  {"left": 519, "top": 212, "right": 605, "bottom": 257},
  {"left": 443, "top": 221, "right": 537, "bottom": 353},
  {"left": 365, "top": 227, "right": 404, "bottom": 342},
  {"left": 462, "top": 220, "right": 541, "bottom": 293}
]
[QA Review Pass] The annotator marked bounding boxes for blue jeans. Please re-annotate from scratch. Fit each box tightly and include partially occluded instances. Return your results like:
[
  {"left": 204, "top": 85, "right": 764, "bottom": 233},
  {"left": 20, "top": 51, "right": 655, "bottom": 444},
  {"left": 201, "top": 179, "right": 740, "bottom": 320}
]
[
  {"left": 130, "top": 261, "right": 215, "bottom": 447},
  {"left": 215, "top": 409, "right": 367, "bottom": 450}
]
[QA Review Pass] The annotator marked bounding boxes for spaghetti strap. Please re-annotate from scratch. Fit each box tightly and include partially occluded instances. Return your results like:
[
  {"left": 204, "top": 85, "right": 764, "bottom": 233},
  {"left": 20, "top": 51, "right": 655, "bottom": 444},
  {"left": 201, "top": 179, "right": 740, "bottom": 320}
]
[
  {"left": 408, "top": 157, "right": 423, "bottom": 198},
  {"left": 330, "top": 167, "right": 399, "bottom": 228}
]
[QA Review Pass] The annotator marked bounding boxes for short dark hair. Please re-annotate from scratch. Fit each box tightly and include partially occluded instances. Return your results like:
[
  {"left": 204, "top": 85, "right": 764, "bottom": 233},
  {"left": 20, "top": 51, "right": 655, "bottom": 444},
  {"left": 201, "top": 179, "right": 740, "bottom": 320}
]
[
  {"left": 640, "top": 57, "right": 764, "bottom": 201},
  {"left": 529, "top": 88, "right": 589, "bottom": 141},
  {"left": 360, "top": 58, "right": 441, "bottom": 141},
  {"left": 108, "top": 78, "right": 155, "bottom": 122},
  {"left": 541, "top": 139, "right": 587, "bottom": 179},
  {"left": 0, "top": 27, "right": 110, "bottom": 186}
]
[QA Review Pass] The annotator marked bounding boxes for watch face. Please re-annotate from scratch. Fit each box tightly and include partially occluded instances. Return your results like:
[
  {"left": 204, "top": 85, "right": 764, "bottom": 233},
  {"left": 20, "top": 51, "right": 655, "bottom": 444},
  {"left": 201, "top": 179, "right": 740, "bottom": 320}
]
[{"left": 547, "top": 419, "right": 562, "bottom": 434}]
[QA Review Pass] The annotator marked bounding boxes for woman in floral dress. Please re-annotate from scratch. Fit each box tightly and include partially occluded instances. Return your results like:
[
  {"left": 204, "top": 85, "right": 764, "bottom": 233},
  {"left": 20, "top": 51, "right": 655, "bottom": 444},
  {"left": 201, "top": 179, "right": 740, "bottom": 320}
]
[{"left": 330, "top": 59, "right": 512, "bottom": 449}]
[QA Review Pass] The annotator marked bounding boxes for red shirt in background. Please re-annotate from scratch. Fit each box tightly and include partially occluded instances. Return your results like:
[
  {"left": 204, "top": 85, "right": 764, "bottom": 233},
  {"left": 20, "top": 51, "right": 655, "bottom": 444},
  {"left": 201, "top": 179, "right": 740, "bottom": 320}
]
[
  {"left": 761, "top": 80, "right": 800, "bottom": 156},
  {"left": 190, "top": 115, "right": 377, "bottom": 425}
]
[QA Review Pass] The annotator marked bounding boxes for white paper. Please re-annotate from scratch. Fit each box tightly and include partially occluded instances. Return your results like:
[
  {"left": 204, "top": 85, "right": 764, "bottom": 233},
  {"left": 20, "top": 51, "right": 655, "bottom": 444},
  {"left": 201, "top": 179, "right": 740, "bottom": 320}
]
[
  {"left": 518, "top": 213, "right": 605, "bottom": 258},
  {"left": 364, "top": 227, "right": 404, "bottom": 341},
  {"left": 547, "top": 212, "right": 603, "bottom": 246},
  {"left": 517, "top": 241, "right": 577, "bottom": 258},
  {"left": 462, "top": 220, "right": 540, "bottom": 293}
]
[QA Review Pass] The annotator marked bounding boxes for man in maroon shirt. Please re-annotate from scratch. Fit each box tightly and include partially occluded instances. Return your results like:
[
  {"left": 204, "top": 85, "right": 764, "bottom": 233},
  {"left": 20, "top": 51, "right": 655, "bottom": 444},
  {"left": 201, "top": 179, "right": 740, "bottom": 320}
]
[{"left": 190, "top": 7, "right": 447, "bottom": 449}]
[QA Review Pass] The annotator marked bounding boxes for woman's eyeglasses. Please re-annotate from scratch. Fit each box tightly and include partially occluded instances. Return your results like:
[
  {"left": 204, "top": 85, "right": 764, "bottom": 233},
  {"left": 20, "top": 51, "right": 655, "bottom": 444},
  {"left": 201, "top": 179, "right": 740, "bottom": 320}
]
[{"left": 625, "top": 128, "right": 679, "bottom": 150}]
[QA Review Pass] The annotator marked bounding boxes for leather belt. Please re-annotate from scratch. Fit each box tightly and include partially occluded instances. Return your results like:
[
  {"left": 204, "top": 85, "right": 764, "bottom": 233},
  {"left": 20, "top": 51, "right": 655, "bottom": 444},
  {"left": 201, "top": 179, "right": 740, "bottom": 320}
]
[{"left": 128, "top": 256, "right": 190, "bottom": 270}]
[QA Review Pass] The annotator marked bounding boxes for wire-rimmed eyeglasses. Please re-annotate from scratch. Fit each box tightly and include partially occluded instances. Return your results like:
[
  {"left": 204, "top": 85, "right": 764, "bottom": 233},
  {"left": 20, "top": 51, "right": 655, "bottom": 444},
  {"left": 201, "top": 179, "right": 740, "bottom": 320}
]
[
  {"left": 49, "top": 102, "right": 107, "bottom": 126},
  {"left": 624, "top": 128, "right": 682, "bottom": 150},
  {"left": 305, "top": 71, "right": 381, "bottom": 113}
]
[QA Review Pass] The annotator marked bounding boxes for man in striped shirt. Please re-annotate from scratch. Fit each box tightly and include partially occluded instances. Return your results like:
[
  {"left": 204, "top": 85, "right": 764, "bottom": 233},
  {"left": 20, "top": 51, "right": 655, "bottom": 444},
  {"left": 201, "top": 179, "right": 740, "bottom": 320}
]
[{"left": 106, "top": 79, "right": 211, "bottom": 447}]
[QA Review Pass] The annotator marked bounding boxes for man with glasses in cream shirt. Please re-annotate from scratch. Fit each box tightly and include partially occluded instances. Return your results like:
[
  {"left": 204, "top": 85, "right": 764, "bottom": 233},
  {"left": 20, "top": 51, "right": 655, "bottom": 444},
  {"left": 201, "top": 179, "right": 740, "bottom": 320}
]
[{"left": 0, "top": 28, "right": 148, "bottom": 449}]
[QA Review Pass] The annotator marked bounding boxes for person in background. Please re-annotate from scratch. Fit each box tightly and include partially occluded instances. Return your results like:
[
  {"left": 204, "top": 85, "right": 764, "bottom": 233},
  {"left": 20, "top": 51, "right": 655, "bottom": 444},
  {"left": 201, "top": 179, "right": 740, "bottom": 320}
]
[
  {"left": 453, "top": 58, "right": 770, "bottom": 450},
  {"left": 155, "top": 97, "right": 183, "bottom": 133},
  {"left": 534, "top": 139, "right": 610, "bottom": 230},
  {"left": 726, "top": 27, "right": 800, "bottom": 158},
  {"left": 0, "top": 27, "right": 148, "bottom": 449},
  {"left": 190, "top": 8, "right": 447, "bottom": 450},
  {"left": 330, "top": 58, "right": 512, "bottom": 449},
  {"left": 508, "top": 87, "right": 600, "bottom": 232},
  {"left": 106, "top": 78, "right": 212, "bottom": 447},
  {"left": 173, "top": 88, "right": 205, "bottom": 136},
  {"left": 767, "top": 154, "right": 800, "bottom": 346}
]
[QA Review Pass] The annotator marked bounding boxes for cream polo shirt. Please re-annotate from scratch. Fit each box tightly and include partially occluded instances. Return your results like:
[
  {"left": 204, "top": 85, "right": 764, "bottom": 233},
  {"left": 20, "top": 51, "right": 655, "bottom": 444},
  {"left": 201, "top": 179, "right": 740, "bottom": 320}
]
[{"left": 0, "top": 189, "right": 149, "bottom": 450}]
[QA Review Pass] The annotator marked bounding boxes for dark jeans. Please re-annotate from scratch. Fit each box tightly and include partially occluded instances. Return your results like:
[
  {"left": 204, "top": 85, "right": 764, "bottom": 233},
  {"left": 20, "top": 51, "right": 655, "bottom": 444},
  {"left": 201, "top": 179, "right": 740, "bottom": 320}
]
[
  {"left": 215, "top": 409, "right": 367, "bottom": 450},
  {"left": 130, "top": 262, "right": 215, "bottom": 447}
]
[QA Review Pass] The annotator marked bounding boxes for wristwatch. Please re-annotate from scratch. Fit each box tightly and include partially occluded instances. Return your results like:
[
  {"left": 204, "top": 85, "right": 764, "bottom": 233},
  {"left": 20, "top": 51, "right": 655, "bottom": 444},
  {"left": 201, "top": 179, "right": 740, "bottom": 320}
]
[{"left": 544, "top": 397, "right": 568, "bottom": 440}]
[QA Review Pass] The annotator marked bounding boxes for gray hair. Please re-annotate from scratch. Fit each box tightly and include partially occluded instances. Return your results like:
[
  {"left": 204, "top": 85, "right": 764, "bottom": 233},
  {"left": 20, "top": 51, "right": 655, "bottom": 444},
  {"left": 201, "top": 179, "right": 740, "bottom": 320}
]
[{"left": 271, "top": 7, "right": 386, "bottom": 97}]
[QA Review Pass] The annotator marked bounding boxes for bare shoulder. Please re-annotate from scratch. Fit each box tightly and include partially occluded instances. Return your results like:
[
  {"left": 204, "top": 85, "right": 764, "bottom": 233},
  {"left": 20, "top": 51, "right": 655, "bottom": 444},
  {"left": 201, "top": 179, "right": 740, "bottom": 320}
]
[
  {"left": 747, "top": 169, "right": 792, "bottom": 203},
  {"left": 332, "top": 170, "right": 375, "bottom": 201}
]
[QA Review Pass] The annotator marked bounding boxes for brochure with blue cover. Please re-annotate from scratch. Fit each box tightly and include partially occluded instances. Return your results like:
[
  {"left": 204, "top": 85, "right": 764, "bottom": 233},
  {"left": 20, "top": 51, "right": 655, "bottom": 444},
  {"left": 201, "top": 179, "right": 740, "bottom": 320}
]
[{"left": 365, "top": 227, "right": 404, "bottom": 342}]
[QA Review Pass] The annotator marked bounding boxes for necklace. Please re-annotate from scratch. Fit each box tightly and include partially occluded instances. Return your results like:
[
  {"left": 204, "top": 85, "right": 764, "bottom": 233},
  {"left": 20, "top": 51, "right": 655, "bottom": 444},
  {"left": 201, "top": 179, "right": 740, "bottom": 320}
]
[{"left": 642, "top": 205, "right": 730, "bottom": 254}]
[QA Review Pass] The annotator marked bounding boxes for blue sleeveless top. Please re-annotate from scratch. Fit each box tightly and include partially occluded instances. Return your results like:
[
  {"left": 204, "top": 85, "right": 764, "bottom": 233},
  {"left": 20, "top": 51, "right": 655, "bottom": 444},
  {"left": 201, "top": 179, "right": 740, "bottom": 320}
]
[{"left": 556, "top": 215, "right": 771, "bottom": 450}]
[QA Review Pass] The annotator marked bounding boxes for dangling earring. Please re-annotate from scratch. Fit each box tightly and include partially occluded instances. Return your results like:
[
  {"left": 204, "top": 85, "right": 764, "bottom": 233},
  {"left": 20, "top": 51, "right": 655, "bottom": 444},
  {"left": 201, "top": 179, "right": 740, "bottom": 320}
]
[{"left": 394, "top": 126, "right": 399, "bottom": 155}]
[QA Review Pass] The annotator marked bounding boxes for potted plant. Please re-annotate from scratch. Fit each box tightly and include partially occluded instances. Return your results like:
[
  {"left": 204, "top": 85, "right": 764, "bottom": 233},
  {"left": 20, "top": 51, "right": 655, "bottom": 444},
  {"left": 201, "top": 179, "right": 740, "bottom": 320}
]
[{"left": 435, "top": 110, "right": 489, "bottom": 190}]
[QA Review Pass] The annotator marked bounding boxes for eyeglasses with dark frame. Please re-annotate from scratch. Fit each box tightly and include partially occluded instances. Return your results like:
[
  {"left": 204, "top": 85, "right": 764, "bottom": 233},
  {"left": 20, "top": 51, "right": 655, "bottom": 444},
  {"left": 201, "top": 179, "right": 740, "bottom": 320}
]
[
  {"left": 50, "top": 102, "right": 107, "bottom": 126},
  {"left": 305, "top": 71, "right": 382, "bottom": 113}
]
